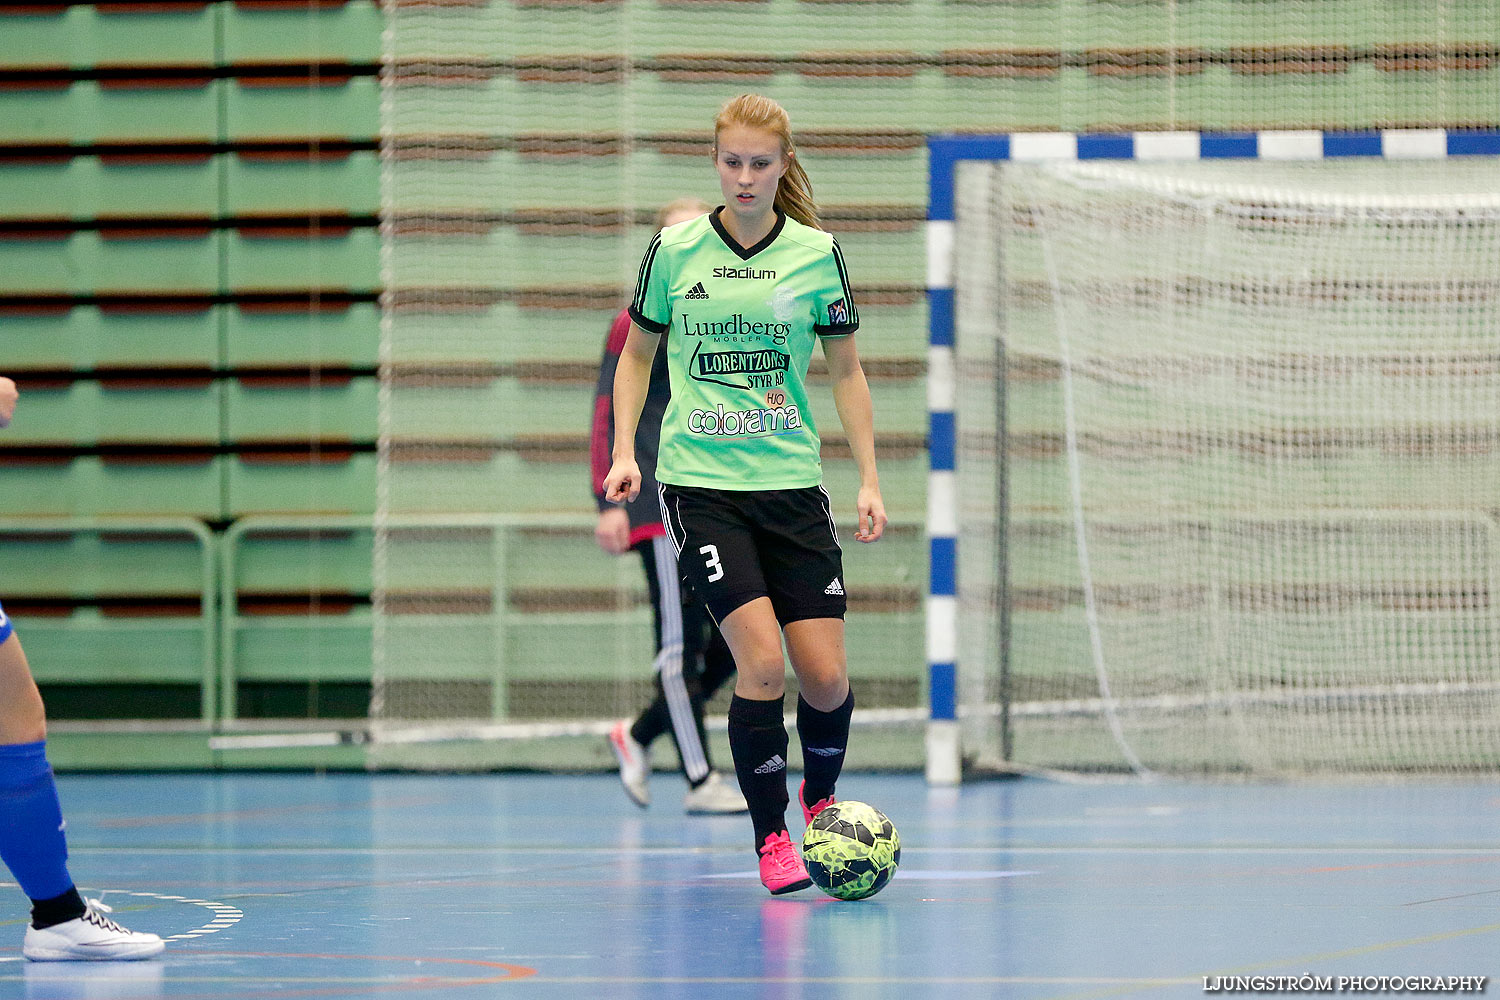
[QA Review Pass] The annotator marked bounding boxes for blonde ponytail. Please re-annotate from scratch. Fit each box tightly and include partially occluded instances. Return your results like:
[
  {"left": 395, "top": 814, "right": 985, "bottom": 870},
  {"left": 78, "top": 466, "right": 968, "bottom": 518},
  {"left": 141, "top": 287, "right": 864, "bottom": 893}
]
[
  {"left": 714, "top": 94, "right": 821, "bottom": 231},
  {"left": 775, "top": 154, "right": 821, "bottom": 231}
]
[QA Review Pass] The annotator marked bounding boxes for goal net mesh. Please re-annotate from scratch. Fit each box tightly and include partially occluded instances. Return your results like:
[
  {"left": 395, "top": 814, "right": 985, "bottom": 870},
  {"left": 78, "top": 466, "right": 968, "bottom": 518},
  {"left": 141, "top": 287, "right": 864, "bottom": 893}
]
[
  {"left": 955, "top": 158, "right": 1500, "bottom": 776},
  {"left": 372, "top": 2, "right": 658, "bottom": 767}
]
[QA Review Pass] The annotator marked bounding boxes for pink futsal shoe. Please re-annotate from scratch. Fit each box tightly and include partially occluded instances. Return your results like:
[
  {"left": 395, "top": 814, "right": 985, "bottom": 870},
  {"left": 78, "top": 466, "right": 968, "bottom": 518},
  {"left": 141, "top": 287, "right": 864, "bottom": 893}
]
[
  {"left": 798, "top": 780, "right": 835, "bottom": 826},
  {"left": 758, "top": 831, "right": 813, "bottom": 895}
]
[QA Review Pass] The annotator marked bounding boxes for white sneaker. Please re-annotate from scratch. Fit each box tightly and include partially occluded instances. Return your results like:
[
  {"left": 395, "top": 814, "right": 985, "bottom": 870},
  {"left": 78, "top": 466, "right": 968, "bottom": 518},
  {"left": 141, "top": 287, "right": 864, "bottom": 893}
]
[
  {"left": 23, "top": 898, "right": 165, "bottom": 961},
  {"left": 683, "top": 772, "right": 749, "bottom": 815},
  {"left": 608, "top": 720, "right": 651, "bottom": 808}
]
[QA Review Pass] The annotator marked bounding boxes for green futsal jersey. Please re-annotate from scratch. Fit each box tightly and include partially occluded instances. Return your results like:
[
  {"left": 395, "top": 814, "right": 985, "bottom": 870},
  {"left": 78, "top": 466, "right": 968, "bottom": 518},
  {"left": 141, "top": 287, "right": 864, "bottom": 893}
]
[{"left": 628, "top": 208, "right": 859, "bottom": 490}]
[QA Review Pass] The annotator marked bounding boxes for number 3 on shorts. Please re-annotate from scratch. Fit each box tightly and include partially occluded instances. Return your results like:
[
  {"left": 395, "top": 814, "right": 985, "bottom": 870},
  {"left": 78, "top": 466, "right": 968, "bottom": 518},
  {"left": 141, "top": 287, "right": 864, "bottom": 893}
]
[{"left": 698, "top": 544, "right": 725, "bottom": 583}]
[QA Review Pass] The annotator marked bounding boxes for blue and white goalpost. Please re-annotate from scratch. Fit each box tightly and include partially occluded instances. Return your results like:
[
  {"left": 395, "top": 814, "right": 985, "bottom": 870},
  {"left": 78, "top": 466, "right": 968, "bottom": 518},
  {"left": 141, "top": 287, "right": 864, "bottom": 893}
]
[{"left": 924, "top": 129, "right": 1500, "bottom": 784}]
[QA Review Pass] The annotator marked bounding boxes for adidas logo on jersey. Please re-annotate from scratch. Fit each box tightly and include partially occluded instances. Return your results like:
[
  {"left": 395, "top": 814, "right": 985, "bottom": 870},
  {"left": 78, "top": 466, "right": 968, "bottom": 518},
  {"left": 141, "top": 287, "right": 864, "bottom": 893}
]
[
  {"left": 824, "top": 577, "right": 844, "bottom": 596},
  {"left": 754, "top": 754, "right": 786, "bottom": 775},
  {"left": 684, "top": 282, "right": 710, "bottom": 300}
]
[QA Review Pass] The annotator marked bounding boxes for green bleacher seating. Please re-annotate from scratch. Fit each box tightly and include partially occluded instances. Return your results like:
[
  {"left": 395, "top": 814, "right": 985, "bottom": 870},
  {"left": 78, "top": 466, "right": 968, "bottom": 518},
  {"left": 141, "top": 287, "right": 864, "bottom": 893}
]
[
  {"left": 0, "top": 82, "right": 220, "bottom": 144},
  {"left": 225, "top": 373, "right": 378, "bottom": 442},
  {"left": 225, "top": 449, "right": 376, "bottom": 517},
  {"left": 222, "top": 1, "right": 382, "bottom": 65},
  {"left": 0, "top": 305, "right": 218, "bottom": 372},
  {"left": 0, "top": 156, "right": 219, "bottom": 220},
  {"left": 224, "top": 301, "right": 380, "bottom": 369},
  {"left": 0, "top": 454, "right": 224, "bottom": 519},
  {"left": 225, "top": 226, "right": 379, "bottom": 290},
  {"left": 0, "top": 229, "right": 220, "bottom": 294},
  {"left": 224, "top": 150, "right": 380, "bottom": 216},
  {"left": 0, "top": 5, "right": 215, "bottom": 70},
  {"left": 5, "top": 378, "right": 221, "bottom": 446},
  {"left": 225, "top": 75, "right": 379, "bottom": 142}
]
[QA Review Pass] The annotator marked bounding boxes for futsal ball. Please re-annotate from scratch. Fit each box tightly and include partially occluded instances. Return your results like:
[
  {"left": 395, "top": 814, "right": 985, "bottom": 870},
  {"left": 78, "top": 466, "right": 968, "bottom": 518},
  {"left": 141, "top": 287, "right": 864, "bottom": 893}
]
[{"left": 801, "top": 800, "right": 900, "bottom": 900}]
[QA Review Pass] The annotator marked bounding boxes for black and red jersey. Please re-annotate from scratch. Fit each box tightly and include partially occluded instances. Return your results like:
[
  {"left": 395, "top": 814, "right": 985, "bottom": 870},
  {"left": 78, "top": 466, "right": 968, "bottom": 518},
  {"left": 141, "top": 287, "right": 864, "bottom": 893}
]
[{"left": 590, "top": 308, "right": 672, "bottom": 545}]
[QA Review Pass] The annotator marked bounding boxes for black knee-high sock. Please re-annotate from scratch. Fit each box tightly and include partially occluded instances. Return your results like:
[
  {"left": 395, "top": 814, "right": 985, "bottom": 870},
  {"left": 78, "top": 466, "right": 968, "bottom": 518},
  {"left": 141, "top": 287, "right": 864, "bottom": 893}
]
[
  {"left": 727, "top": 694, "right": 790, "bottom": 848},
  {"left": 797, "top": 688, "right": 855, "bottom": 807}
]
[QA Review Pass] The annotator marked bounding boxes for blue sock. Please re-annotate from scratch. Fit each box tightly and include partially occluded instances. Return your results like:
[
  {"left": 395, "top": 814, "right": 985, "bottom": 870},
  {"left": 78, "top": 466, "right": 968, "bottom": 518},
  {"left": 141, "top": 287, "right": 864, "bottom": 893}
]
[{"left": 0, "top": 741, "right": 75, "bottom": 902}]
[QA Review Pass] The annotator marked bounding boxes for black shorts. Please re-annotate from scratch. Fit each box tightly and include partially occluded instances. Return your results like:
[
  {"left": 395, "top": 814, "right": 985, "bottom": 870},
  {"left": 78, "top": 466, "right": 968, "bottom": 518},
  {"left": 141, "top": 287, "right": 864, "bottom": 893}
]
[{"left": 658, "top": 483, "right": 846, "bottom": 626}]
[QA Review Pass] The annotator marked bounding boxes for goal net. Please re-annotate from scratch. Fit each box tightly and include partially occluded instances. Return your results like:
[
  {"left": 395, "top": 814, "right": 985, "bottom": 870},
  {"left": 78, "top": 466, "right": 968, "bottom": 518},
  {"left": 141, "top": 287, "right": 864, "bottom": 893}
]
[{"left": 955, "top": 157, "right": 1500, "bottom": 776}]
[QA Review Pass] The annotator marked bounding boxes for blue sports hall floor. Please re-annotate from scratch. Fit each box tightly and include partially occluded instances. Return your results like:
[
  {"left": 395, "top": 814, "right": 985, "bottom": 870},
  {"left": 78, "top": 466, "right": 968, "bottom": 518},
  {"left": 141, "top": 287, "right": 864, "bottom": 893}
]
[{"left": 1, "top": 772, "right": 1497, "bottom": 999}]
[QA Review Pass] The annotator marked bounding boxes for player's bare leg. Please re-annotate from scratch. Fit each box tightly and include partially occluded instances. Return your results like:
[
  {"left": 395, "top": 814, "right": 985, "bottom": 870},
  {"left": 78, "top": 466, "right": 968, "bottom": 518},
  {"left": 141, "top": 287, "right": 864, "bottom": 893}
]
[
  {"left": 0, "top": 633, "right": 47, "bottom": 746},
  {"left": 783, "top": 617, "right": 848, "bottom": 711}
]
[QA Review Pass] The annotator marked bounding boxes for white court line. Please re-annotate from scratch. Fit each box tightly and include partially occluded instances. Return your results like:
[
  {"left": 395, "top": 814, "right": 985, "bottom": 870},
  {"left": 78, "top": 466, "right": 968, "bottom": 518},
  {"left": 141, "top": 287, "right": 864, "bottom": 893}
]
[{"left": 104, "top": 891, "right": 244, "bottom": 942}]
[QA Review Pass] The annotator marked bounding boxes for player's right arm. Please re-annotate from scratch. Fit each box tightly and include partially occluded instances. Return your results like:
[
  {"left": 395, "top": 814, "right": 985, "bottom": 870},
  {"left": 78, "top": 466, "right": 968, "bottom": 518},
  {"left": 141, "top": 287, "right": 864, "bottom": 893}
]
[
  {"left": 607, "top": 229, "right": 672, "bottom": 504},
  {"left": 591, "top": 312, "right": 633, "bottom": 553},
  {"left": 0, "top": 376, "right": 16, "bottom": 429},
  {"left": 602, "top": 324, "right": 660, "bottom": 504}
]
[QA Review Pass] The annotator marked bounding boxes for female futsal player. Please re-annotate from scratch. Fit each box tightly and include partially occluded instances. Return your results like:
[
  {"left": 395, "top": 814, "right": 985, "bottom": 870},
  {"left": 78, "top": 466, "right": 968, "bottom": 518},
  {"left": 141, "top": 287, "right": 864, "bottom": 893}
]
[
  {"left": 593, "top": 199, "right": 746, "bottom": 816},
  {"left": 0, "top": 375, "right": 165, "bottom": 959},
  {"left": 602, "top": 95, "right": 887, "bottom": 894}
]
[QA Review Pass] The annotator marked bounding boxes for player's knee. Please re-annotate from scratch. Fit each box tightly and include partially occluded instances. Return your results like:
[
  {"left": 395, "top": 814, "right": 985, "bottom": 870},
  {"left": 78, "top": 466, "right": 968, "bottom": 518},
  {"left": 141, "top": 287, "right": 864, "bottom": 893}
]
[
  {"left": 729, "top": 634, "right": 785, "bottom": 675},
  {"left": 740, "top": 655, "right": 786, "bottom": 680},
  {"left": 796, "top": 667, "right": 849, "bottom": 711},
  {"left": 735, "top": 653, "right": 788, "bottom": 697}
]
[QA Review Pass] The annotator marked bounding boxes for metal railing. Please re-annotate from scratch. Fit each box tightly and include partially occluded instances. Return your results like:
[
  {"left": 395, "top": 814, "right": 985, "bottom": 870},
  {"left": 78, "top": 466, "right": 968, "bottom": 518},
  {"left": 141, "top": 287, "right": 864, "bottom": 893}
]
[
  {"left": 0, "top": 516, "right": 218, "bottom": 725},
  {"left": 218, "top": 512, "right": 605, "bottom": 723}
]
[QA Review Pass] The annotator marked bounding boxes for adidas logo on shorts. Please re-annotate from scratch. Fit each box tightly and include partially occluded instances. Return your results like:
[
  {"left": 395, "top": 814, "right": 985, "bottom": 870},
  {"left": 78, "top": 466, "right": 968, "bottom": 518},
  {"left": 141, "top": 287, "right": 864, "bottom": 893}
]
[
  {"left": 824, "top": 577, "right": 844, "bottom": 596},
  {"left": 685, "top": 282, "right": 710, "bottom": 300},
  {"left": 805, "top": 746, "right": 844, "bottom": 757},
  {"left": 754, "top": 754, "right": 786, "bottom": 775}
]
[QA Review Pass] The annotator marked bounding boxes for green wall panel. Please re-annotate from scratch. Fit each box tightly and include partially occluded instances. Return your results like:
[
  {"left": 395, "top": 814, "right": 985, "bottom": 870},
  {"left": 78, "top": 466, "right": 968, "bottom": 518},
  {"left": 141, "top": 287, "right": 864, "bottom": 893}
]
[
  {"left": 6, "top": 382, "right": 221, "bottom": 446},
  {"left": 3, "top": 309, "right": 219, "bottom": 371}
]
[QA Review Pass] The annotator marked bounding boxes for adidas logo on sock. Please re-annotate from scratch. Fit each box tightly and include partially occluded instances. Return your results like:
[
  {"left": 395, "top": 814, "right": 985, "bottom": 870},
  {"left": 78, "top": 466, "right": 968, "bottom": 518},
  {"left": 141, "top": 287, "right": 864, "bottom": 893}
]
[
  {"left": 805, "top": 746, "right": 844, "bottom": 757},
  {"left": 824, "top": 577, "right": 844, "bottom": 596},
  {"left": 754, "top": 754, "right": 786, "bottom": 775},
  {"left": 684, "top": 282, "right": 710, "bottom": 300}
]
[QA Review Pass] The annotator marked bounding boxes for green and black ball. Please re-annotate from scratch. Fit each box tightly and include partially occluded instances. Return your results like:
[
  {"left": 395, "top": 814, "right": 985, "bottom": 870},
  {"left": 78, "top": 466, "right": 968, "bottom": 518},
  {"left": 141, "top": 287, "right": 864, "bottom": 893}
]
[{"left": 801, "top": 801, "right": 900, "bottom": 900}]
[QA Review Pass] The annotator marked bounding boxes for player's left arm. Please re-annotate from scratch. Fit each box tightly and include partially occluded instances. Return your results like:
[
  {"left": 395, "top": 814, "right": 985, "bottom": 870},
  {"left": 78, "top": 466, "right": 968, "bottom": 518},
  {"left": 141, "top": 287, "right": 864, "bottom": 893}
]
[
  {"left": 0, "top": 376, "right": 16, "bottom": 429},
  {"left": 822, "top": 336, "right": 886, "bottom": 543}
]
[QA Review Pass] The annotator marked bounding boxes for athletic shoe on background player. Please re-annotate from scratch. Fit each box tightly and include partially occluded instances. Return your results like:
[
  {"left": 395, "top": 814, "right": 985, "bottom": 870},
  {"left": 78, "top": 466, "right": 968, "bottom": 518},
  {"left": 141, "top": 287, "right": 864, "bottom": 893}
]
[
  {"left": 682, "top": 771, "right": 748, "bottom": 814},
  {"left": 608, "top": 720, "right": 651, "bottom": 808},
  {"left": 757, "top": 831, "right": 813, "bottom": 895},
  {"left": 23, "top": 899, "right": 165, "bottom": 961},
  {"left": 798, "top": 779, "right": 835, "bottom": 826}
]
